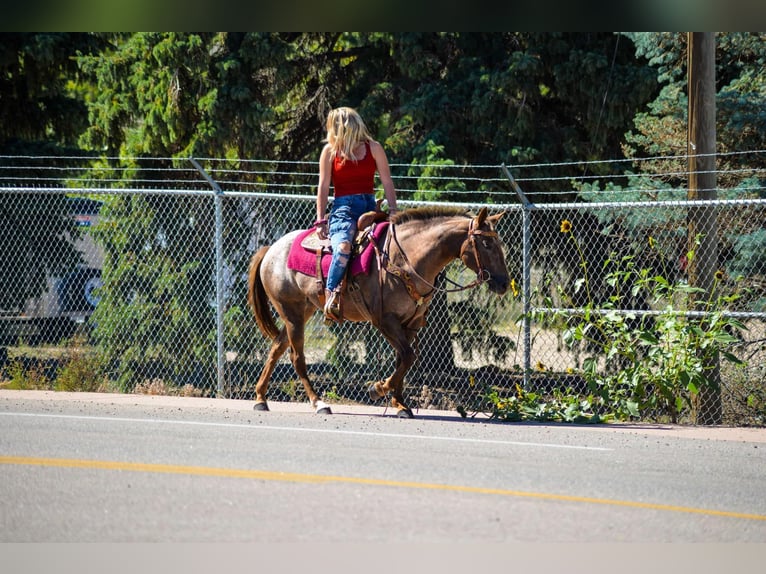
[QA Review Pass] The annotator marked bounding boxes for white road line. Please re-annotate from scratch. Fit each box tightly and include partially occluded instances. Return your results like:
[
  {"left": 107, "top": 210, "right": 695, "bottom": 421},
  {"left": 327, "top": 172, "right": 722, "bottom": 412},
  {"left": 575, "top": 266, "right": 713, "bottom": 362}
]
[{"left": 0, "top": 411, "right": 612, "bottom": 451}]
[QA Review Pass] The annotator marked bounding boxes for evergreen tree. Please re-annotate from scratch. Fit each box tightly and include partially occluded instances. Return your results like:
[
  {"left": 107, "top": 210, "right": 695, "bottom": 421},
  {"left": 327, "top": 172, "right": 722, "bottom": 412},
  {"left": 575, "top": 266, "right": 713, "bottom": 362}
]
[
  {"left": 610, "top": 32, "right": 766, "bottom": 308},
  {"left": 0, "top": 33, "right": 103, "bottom": 318}
]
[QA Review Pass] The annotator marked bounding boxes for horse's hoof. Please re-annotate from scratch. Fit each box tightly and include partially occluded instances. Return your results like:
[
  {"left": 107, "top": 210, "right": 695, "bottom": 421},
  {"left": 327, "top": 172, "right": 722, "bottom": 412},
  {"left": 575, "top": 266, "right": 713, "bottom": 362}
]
[
  {"left": 315, "top": 400, "right": 332, "bottom": 415},
  {"left": 253, "top": 402, "right": 269, "bottom": 412},
  {"left": 397, "top": 408, "right": 414, "bottom": 419}
]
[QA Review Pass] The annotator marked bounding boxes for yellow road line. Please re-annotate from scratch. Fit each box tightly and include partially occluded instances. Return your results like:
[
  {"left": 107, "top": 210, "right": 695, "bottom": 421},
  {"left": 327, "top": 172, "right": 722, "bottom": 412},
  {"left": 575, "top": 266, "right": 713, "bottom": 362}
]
[{"left": 3, "top": 455, "right": 765, "bottom": 522}]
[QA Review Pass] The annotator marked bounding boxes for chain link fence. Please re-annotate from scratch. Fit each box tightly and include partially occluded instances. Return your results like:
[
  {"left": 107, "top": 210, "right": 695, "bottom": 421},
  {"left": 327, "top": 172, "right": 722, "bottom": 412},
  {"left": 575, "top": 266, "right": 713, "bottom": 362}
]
[{"left": 1, "top": 154, "right": 764, "bottom": 426}]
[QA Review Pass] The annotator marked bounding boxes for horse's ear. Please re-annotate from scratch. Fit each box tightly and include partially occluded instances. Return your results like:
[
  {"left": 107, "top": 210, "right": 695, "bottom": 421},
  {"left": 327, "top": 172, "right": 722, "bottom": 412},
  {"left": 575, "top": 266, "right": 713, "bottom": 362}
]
[
  {"left": 488, "top": 211, "right": 506, "bottom": 225},
  {"left": 475, "top": 207, "right": 488, "bottom": 226}
]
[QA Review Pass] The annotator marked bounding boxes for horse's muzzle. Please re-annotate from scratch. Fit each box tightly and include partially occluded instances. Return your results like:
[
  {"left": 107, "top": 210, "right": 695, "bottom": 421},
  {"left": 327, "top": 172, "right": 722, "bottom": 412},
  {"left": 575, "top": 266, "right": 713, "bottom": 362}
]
[{"left": 486, "top": 272, "right": 510, "bottom": 295}]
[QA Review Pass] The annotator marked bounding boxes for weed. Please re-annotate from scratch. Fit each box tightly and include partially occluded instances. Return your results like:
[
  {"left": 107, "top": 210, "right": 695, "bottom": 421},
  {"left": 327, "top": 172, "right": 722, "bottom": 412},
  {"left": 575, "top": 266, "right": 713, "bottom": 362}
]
[
  {"left": 134, "top": 378, "right": 204, "bottom": 397},
  {"left": 3, "top": 358, "right": 53, "bottom": 390},
  {"left": 55, "top": 335, "right": 110, "bottom": 392}
]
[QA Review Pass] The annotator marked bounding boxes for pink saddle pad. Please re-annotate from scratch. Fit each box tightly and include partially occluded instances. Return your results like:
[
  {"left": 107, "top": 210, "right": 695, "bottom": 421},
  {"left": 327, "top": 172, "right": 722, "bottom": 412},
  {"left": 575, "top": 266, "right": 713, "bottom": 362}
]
[{"left": 287, "top": 222, "right": 389, "bottom": 278}]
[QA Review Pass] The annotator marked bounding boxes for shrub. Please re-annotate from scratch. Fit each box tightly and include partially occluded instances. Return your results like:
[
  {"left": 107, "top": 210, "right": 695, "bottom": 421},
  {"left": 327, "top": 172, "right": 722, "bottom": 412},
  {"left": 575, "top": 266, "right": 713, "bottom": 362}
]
[{"left": 483, "top": 220, "right": 748, "bottom": 423}]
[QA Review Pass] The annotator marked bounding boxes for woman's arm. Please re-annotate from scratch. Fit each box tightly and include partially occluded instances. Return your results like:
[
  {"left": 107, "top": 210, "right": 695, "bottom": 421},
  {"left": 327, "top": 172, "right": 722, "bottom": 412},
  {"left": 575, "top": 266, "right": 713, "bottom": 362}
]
[
  {"left": 316, "top": 144, "right": 332, "bottom": 238},
  {"left": 317, "top": 144, "right": 333, "bottom": 219},
  {"left": 370, "top": 140, "right": 398, "bottom": 213}
]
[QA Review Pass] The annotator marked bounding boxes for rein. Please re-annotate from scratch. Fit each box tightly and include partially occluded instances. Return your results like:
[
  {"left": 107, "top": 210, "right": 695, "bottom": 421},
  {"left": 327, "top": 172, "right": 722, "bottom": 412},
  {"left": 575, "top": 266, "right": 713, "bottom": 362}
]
[{"left": 380, "top": 217, "right": 498, "bottom": 306}]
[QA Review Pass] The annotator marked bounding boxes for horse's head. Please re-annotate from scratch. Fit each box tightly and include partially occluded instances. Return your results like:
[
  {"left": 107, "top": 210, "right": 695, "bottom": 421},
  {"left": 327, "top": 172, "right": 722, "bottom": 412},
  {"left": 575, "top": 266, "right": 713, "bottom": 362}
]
[{"left": 460, "top": 207, "right": 510, "bottom": 295}]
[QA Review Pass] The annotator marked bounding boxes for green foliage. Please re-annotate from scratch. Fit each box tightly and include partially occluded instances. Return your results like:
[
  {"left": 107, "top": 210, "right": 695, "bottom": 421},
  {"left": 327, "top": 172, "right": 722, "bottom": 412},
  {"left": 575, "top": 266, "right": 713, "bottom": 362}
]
[
  {"left": 89, "top": 191, "right": 217, "bottom": 390},
  {"left": 729, "top": 365, "right": 766, "bottom": 426},
  {"left": 72, "top": 32, "right": 658, "bottom": 176},
  {"left": 0, "top": 34, "right": 104, "bottom": 311},
  {"left": 575, "top": 173, "right": 766, "bottom": 316},
  {"left": 624, "top": 32, "right": 766, "bottom": 173},
  {"left": 0, "top": 33, "right": 103, "bottom": 152},
  {"left": 407, "top": 140, "right": 467, "bottom": 203},
  {"left": 55, "top": 335, "right": 109, "bottom": 392},
  {"left": 1, "top": 334, "right": 109, "bottom": 392},
  {"left": 461, "top": 378, "right": 604, "bottom": 424},
  {"left": 716, "top": 33, "right": 766, "bottom": 155},
  {"left": 379, "top": 32, "right": 658, "bottom": 201},
  {"left": 78, "top": 33, "right": 214, "bottom": 157},
  {"left": 479, "top": 225, "right": 749, "bottom": 424},
  {"left": 728, "top": 228, "right": 766, "bottom": 278},
  {"left": 3, "top": 358, "right": 52, "bottom": 390},
  {"left": 4, "top": 32, "right": 766, "bottom": 407},
  {"left": 557, "top": 224, "right": 748, "bottom": 423}
]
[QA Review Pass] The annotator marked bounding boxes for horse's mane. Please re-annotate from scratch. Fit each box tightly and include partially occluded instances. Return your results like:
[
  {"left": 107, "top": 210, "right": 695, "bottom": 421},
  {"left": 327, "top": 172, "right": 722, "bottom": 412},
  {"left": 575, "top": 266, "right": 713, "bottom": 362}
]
[{"left": 391, "top": 205, "right": 470, "bottom": 225}]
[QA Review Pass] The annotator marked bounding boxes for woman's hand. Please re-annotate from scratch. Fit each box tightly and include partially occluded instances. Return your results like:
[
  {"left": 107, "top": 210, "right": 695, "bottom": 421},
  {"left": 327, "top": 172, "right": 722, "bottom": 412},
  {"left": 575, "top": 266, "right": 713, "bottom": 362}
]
[{"left": 315, "top": 218, "right": 329, "bottom": 240}]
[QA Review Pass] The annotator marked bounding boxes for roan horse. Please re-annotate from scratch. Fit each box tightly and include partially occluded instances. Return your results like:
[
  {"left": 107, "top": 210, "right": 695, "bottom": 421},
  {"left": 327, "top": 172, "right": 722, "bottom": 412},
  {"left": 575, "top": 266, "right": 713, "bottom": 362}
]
[{"left": 247, "top": 205, "right": 510, "bottom": 418}]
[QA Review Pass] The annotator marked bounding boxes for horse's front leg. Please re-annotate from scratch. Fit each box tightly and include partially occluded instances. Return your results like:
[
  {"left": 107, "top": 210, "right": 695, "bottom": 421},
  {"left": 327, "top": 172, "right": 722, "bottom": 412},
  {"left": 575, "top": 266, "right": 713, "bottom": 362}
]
[{"left": 369, "top": 319, "right": 418, "bottom": 418}]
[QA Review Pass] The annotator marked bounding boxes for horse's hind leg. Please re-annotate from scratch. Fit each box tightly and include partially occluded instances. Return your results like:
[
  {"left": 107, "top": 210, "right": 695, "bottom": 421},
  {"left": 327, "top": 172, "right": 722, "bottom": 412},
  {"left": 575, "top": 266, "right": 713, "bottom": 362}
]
[
  {"left": 286, "top": 311, "right": 332, "bottom": 415},
  {"left": 291, "top": 347, "right": 332, "bottom": 414},
  {"left": 254, "top": 329, "right": 290, "bottom": 411}
]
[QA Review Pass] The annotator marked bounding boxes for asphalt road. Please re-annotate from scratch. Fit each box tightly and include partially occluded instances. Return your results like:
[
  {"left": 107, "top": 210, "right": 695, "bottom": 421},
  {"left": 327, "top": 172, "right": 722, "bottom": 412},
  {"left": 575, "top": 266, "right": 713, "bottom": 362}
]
[{"left": 2, "top": 390, "right": 765, "bottom": 545}]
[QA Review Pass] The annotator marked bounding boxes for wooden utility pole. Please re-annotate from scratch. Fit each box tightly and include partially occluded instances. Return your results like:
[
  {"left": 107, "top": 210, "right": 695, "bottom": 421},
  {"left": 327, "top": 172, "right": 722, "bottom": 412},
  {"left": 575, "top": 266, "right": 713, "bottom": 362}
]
[{"left": 687, "top": 32, "right": 721, "bottom": 424}]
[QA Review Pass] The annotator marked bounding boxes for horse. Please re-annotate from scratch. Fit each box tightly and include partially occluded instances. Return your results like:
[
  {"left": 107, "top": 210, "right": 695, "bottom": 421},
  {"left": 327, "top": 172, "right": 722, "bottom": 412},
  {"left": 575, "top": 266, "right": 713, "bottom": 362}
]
[{"left": 247, "top": 205, "right": 510, "bottom": 418}]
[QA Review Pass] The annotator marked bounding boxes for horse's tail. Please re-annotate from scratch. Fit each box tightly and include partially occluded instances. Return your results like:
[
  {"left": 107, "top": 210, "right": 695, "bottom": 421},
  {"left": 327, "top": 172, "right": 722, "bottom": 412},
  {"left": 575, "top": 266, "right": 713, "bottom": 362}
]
[{"left": 248, "top": 246, "right": 280, "bottom": 340}]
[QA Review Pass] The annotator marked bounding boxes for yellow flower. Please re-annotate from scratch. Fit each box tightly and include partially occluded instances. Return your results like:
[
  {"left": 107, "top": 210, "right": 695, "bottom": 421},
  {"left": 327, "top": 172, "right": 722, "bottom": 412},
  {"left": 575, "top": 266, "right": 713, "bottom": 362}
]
[
  {"left": 648, "top": 236, "right": 656, "bottom": 249},
  {"left": 560, "top": 219, "right": 572, "bottom": 233},
  {"left": 714, "top": 269, "right": 725, "bottom": 281},
  {"left": 535, "top": 361, "right": 546, "bottom": 372},
  {"left": 510, "top": 278, "right": 520, "bottom": 298}
]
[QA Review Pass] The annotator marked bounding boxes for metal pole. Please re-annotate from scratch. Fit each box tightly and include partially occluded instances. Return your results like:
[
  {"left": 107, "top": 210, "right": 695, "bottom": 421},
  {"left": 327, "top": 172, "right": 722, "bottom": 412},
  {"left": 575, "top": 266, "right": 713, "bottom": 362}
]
[
  {"left": 502, "top": 164, "right": 533, "bottom": 388},
  {"left": 190, "top": 157, "right": 226, "bottom": 398}
]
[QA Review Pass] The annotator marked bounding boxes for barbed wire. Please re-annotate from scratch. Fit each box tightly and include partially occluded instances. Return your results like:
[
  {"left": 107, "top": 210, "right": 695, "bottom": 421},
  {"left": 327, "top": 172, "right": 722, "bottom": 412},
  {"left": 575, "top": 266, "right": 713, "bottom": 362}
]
[
  {"left": 4, "top": 149, "right": 763, "bottom": 166},
  {"left": 1, "top": 150, "right": 764, "bottom": 199}
]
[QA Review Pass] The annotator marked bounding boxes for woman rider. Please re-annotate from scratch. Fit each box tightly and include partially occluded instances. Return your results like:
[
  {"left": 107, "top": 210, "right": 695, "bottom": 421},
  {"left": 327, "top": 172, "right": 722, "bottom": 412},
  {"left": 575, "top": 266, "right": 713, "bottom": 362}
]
[{"left": 315, "top": 107, "right": 399, "bottom": 322}]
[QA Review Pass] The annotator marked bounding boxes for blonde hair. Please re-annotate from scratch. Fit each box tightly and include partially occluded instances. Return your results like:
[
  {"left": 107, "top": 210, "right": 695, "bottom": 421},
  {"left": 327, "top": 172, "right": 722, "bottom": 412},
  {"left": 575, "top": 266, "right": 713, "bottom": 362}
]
[{"left": 324, "top": 107, "right": 372, "bottom": 162}]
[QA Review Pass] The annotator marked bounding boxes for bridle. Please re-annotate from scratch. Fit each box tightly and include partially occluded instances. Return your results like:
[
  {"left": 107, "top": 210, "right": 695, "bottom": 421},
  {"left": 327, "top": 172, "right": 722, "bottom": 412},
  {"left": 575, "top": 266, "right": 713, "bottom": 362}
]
[
  {"left": 380, "top": 216, "right": 499, "bottom": 307},
  {"left": 461, "top": 217, "right": 499, "bottom": 286}
]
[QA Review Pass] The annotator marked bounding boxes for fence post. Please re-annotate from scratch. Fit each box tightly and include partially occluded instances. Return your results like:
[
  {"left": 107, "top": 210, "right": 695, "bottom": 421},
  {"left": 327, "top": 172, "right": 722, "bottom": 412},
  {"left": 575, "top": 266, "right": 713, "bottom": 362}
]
[
  {"left": 190, "top": 158, "right": 226, "bottom": 398},
  {"left": 502, "top": 164, "right": 534, "bottom": 389}
]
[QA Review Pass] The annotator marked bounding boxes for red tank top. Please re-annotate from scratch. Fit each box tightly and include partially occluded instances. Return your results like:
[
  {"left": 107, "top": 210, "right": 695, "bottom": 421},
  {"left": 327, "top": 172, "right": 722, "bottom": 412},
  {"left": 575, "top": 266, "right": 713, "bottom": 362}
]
[{"left": 332, "top": 142, "right": 376, "bottom": 197}]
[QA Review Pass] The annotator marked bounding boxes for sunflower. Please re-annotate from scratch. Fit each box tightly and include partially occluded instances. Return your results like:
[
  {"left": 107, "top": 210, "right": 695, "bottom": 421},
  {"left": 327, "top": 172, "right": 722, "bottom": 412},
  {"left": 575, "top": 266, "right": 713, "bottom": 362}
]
[{"left": 560, "top": 219, "right": 572, "bottom": 233}]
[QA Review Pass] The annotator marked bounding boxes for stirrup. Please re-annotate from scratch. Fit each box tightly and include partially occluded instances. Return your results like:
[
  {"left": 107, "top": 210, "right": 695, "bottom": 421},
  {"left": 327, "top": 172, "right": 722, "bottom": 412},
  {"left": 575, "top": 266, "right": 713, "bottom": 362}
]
[{"left": 323, "top": 290, "right": 342, "bottom": 323}]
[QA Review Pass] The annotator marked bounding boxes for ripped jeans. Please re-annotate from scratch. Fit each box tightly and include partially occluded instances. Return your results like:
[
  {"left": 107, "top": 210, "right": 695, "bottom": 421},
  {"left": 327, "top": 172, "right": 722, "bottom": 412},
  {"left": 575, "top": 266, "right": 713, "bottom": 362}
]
[{"left": 326, "top": 193, "right": 377, "bottom": 292}]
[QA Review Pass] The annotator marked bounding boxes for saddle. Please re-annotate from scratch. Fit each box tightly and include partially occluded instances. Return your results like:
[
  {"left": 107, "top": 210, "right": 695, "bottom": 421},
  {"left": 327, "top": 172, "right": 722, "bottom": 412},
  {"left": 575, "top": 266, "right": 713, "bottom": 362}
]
[
  {"left": 314, "top": 205, "right": 391, "bottom": 324},
  {"left": 300, "top": 200, "right": 389, "bottom": 253},
  {"left": 286, "top": 205, "right": 392, "bottom": 319}
]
